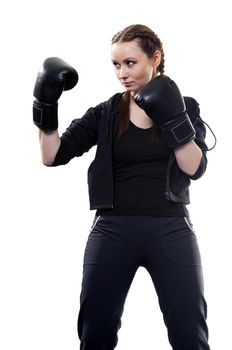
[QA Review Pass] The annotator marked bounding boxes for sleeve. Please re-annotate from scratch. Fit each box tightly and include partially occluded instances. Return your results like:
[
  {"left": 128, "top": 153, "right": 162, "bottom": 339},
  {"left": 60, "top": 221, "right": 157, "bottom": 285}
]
[
  {"left": 184, "top": 96, "right": 208, "bottom": 180},
  {"left": 49, "top": 102, "right": 104, "bottom": 166}
]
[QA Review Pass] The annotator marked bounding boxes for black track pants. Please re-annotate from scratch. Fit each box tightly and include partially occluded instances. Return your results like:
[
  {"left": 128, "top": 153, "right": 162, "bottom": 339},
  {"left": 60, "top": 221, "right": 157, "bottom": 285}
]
[{"left": 77, "top": 215, "right": 211, "bottom": 350}]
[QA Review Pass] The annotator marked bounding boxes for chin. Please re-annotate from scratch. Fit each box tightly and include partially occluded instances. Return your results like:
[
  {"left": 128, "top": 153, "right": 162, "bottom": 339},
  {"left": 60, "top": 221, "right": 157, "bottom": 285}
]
[{"left": 125, "top": 87, "right": 139, "bottom": 94}]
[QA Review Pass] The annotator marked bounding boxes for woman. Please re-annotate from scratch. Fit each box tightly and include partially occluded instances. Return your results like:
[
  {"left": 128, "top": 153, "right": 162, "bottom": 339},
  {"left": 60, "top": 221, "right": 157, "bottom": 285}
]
[{"left": 33, "top": 24, "right": 212, "bottom": 350}]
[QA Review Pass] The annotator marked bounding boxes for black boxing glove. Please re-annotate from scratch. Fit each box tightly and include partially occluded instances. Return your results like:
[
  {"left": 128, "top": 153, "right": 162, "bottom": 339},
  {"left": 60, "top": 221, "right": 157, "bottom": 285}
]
[
  {"left": 33, "top": 57, "right": 78, "bottom": 132},
  {"left": 134, "top": 75, "right": 196, "bottom": 148}
]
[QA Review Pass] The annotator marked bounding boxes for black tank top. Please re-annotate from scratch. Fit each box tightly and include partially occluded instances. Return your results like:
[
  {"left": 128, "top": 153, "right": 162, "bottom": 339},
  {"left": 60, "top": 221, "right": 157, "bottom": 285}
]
[{"left": 96, "top": 120, "right": 188, "bottom": 216}]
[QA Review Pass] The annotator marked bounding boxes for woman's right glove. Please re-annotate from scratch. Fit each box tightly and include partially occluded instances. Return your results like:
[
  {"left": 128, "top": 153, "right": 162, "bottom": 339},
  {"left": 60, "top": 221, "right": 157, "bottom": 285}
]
[{"left": 33, "top": 57, "right": 79, "bottom": 132}]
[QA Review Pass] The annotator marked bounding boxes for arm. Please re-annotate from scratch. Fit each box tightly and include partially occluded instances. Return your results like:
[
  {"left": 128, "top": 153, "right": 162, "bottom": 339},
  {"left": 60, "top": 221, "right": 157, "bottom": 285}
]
[
  {"left": 134, "top": 76, "right": 208, "bottom": 179},
  {"left": 48, "top": 105, "right": 103, "bottom": 167},
  {"left": 39, "top": 130, "right": 61, "bottom": 166},
  {"left": 173, "top": 140, "right": 202, "bottom": 176}
]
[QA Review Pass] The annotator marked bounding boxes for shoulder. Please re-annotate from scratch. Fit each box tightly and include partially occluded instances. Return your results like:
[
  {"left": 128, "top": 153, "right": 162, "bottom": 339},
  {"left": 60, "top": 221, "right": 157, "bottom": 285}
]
[
  {"left": 183, "top": 96, "right": 199, "bottom": 114},
  {"left": 99, "top": 92, "right": 122, "bottom": 109},
  {"left": 183, "top": 96, "right": 200, "bottom": 123},
  {"left": 98, "top": 92, "right": 122, "bottom": 106},
  {"left": 184, "top": 96, "right": 208, "bottom": 151},
  {"left": 88, "top": 92, "right": 122, "bottom": 114},
  {"left": 77, "top": 92, "right": 122, "bottom": 120}
]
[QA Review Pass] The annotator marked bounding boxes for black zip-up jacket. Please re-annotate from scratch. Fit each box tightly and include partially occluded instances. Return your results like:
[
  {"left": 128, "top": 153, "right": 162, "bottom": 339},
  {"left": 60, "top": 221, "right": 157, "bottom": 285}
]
[{"left": 50, "top": 93, "right": 208, "bottom": 210}]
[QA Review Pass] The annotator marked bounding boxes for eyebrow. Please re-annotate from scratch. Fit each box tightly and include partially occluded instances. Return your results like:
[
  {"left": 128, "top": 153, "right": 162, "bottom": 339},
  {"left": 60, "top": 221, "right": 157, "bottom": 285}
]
[{"left": 111, "top": 57, "right": 136, "bottom": 63}]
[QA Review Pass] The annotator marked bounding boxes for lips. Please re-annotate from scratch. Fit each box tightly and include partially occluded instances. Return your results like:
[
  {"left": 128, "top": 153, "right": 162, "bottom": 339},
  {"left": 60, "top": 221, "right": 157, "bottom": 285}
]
[{"left": 123, "top": 81, "right": 134, "bottom": 86}]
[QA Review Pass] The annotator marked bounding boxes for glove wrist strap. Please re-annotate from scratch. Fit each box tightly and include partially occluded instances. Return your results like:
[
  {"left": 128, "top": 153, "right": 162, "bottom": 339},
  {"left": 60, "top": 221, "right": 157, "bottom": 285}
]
[
  {"left": 160, "top": 112, "right": 196, "bottom": 148},
  {"left": 33, "top": 100, "right": 58, "bottom": 132}
]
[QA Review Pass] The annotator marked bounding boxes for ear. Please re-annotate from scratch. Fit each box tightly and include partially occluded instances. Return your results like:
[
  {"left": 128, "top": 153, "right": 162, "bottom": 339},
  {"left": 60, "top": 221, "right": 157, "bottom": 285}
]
[{"left": 153, "top": 50, "right": 161, "bottom": 69}]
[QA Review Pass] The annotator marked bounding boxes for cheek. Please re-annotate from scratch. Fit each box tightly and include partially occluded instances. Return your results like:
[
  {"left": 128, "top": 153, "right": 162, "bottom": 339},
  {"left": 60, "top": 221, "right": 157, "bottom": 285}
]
[
  {"left": 144, "top": 65, "right": 154, "bottom": 77},
  {"left": 141, "top": 68, "right": 153, "bottom": 84},
  {"left": 134, "top": 64, "right": 153, "bottom": 80}
]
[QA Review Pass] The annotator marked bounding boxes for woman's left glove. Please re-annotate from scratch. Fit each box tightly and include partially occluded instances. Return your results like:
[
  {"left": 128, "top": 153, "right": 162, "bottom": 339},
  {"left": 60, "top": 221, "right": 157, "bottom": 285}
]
[{"left": 134, "top": 75, "right": 196, "bottom": 148}]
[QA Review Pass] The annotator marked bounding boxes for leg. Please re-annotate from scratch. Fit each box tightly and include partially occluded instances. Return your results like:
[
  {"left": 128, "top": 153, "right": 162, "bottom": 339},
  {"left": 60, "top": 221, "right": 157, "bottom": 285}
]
[
  {"left": 77, "top": 215, "right": 138, "bottom": 350},
  {"left": 144, "top": 216, "right": 211, "bottom": 350}
]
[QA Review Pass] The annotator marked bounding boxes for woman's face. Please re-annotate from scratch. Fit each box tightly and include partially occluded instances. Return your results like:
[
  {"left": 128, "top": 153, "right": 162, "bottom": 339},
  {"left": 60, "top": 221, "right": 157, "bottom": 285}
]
[{"left": 111, "top": 40, "right": 161, "bottom": 95}]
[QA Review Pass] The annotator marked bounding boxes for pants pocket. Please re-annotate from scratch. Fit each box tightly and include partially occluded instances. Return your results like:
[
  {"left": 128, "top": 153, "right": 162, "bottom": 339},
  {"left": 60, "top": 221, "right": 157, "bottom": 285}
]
[
  {"left": 84, "top": 216, "right": 124, "bottom": 265},
  {"left": 184, "top": 216, "right": 195, "bottom": 233},
  {"left": 89, "top": 215, "right": 101, "bottom": 234},
  {"left": 160, "top": 217, "right": 202, "bottom": 266}
]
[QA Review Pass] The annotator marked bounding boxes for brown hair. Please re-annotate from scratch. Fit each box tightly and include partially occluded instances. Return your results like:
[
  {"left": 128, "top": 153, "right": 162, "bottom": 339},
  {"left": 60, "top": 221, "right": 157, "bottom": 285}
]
[{"left": 112, "top": 24, "right": 165, "bottom": 143}]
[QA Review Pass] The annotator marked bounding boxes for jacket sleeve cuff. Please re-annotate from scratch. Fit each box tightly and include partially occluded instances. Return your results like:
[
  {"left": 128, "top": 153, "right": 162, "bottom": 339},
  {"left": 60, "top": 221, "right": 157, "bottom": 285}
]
[
  {"left": 188, "top": 153, "right": 207, "bottom": 180},
  {"left": 46, "top": 138, "right": 72, "bottom": 167}
]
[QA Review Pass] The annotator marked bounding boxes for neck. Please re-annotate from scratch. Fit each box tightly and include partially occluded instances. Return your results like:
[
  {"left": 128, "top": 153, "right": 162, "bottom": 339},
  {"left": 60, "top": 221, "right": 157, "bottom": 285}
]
[{"left": 130, "top": 91, "right": 137, "bottom": 99}]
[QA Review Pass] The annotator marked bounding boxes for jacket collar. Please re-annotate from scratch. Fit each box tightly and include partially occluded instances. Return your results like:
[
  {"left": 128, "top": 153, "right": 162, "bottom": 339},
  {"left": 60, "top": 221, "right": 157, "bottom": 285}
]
[{"left": 106, "top": 92, "right": 122, "bottom": 144}]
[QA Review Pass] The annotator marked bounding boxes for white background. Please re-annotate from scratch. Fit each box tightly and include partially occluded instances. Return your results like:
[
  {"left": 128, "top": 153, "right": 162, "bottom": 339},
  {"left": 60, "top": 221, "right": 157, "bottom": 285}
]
[{"left": 1, "top": 0, "right": 231, "bottom": 349}]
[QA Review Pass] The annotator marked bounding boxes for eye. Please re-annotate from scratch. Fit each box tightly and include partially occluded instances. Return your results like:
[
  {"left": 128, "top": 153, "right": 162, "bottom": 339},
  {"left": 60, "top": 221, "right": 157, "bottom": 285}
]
[
  {"left": 112, "top": 62, "right": 120, "bottom": 69},
  {"left": 127, "top": 60, "right": 136, "bottom": 66}
]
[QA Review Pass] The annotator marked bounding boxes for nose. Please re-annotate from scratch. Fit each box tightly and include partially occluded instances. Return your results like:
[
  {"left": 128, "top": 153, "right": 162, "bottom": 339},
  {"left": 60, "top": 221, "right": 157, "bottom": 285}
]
[{"left": 118, "top": 66, "right": 129, "bottom": 80}]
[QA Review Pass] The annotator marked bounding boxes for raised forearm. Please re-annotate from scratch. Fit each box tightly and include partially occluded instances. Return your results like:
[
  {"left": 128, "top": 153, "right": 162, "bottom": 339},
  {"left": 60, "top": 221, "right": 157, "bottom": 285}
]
[
  {"left": 39, "top": 130, "right": 61, "bottom": 166},
  {"left": 173, "top": 140, "right": 203, "bottom": 176}
]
